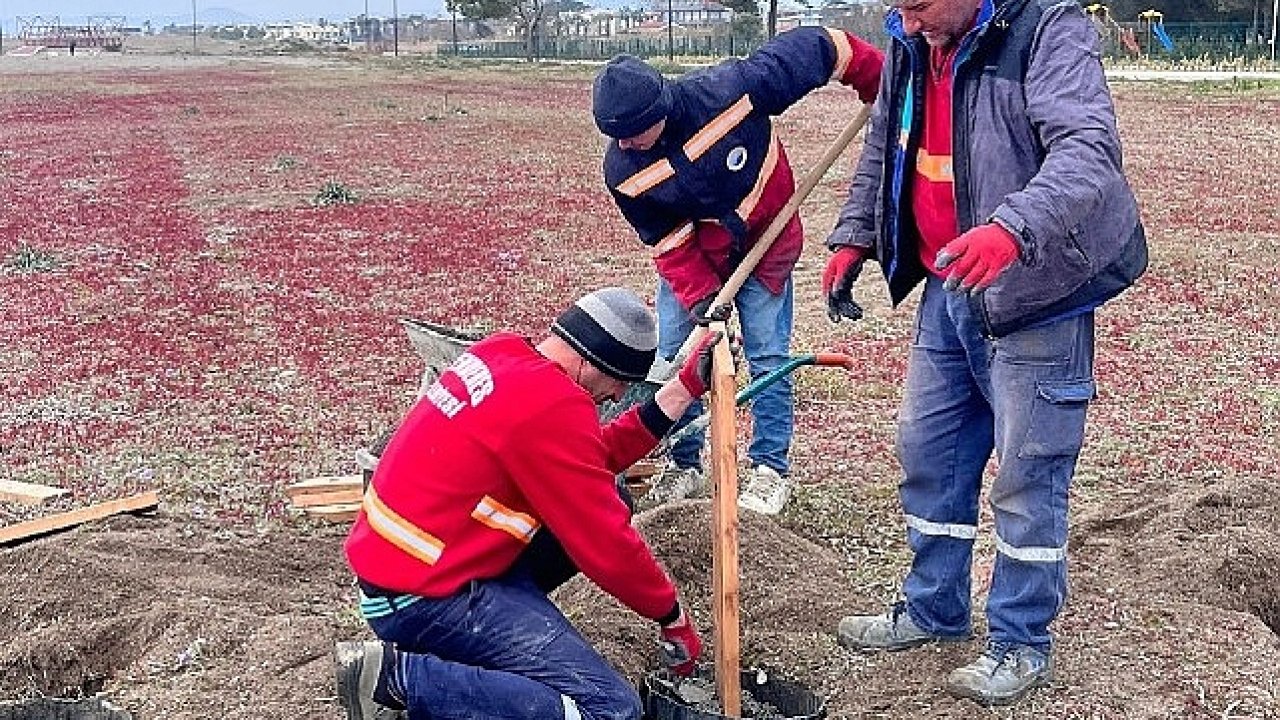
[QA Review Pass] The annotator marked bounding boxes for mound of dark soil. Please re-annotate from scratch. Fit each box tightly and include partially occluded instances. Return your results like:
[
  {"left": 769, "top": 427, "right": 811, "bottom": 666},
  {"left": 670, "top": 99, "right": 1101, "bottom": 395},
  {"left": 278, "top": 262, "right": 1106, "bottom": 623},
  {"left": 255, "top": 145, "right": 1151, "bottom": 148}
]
[{"left": 556, "top": 500, "right": 868, "bottom": 684}]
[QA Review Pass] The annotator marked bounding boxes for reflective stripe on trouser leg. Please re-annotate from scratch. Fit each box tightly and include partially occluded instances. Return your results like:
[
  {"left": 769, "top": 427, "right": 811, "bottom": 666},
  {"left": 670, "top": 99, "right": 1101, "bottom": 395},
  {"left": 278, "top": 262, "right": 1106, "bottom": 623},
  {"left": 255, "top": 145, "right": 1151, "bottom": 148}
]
[
  {"left": 736, "top": 276, "right": 794, "bottom": 474},
  {"left": 898, "top": 278, "right": 994, "bottom": 637},
  {"left": 656, "top": 277, "right": 704, "bottom": 469},
  {"left": 986, "top": 312, "right": 1095, "bottom": 649}
]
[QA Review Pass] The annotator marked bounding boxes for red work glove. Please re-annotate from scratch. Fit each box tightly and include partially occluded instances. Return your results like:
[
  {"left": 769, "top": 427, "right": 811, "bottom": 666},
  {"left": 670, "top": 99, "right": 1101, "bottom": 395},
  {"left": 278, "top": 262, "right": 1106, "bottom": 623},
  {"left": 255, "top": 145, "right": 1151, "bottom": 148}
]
[
  {"left": 658, "top": 605, "right": 703, "bottom": 677},
  {"left": 934, "top": 223, "right": 1020, "bottom": 292},
  {"left": 822, "top": 246, "right": 868, "bottom": 323},
  {"left": 677, "top": 330, "right": 725, "bottom": 398}
]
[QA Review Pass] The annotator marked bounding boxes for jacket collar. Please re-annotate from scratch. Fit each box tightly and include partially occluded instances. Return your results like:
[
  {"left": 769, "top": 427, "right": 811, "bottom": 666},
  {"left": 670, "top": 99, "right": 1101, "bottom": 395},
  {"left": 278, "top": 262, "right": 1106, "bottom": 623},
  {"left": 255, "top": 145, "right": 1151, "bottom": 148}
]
[{"left": 884, "top": 0, "right": 1019, "bottom": 49}]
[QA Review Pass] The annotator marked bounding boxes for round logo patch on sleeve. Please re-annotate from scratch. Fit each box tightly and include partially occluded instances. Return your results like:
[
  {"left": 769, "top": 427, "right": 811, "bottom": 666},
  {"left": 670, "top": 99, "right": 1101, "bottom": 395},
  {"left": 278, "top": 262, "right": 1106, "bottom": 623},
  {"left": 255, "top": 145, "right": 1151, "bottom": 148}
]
[{"left": 726, "top": 146, "right": 748, "bottom": 172}]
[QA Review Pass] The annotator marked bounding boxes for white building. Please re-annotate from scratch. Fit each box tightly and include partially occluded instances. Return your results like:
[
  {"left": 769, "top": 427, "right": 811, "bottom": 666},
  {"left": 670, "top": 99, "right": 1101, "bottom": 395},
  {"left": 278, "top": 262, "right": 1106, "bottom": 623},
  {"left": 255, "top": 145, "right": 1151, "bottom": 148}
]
[{"left": 264, "top": 22, "right": 345, "bottom": 44}]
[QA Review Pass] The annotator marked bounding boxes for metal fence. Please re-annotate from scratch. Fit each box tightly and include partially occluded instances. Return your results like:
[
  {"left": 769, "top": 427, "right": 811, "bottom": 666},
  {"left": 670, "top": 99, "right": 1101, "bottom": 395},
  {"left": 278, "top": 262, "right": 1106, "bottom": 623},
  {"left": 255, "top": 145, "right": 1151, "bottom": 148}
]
[
  {"left": 442, "top": 10, "right": 890, "bottom": 61},
  {"left": 1159, "top": 21, "right": 1274, "bottom": 60},
  {"left": 439, "top": 19, "right": 1272, "bottom": 63},
  {"left": 444, "top": 34, "right": 760, "bottom": 61}
]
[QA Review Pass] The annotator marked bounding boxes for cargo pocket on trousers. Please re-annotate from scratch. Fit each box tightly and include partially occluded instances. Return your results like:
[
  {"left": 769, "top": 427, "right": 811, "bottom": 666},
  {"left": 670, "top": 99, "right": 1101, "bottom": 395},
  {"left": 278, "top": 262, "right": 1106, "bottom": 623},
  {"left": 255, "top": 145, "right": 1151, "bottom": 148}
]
[{"left": 1017, "top": 378, "right": 1096, "bottom": 458}]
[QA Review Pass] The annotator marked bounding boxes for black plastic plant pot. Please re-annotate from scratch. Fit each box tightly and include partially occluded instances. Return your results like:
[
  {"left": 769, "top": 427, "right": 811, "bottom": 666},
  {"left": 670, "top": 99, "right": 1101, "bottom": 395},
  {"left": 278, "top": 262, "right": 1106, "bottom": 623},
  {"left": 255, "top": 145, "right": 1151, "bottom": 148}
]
[{"left": 641, "top": 666, "right": 825, "bottom": 720}]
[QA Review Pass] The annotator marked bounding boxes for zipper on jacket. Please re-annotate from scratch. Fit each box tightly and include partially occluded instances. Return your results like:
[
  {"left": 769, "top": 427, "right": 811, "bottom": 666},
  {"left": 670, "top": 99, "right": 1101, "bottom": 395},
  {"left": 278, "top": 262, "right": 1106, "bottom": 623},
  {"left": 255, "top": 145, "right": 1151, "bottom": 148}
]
[
  {"left": 949, "top": 0, "right": 999, "bottom": 232},
  {"left": 884, "top": 15, "right": 924, "bottom": 288}
]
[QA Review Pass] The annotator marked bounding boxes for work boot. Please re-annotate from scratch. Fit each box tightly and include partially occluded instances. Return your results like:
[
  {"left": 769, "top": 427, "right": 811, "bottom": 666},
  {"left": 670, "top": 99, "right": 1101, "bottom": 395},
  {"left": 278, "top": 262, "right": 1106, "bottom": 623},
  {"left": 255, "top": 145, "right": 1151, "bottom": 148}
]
[
  {"left": 947, "top": 640, "right": 1054, "bottom": 706},
  {"left": 836, "top": 601, "right": 950, "bottom": 651},
  {"left": 640, "top": 465, "right": 707, "bottom": 509},
  {"left": 737, "top": 465, "right": 792, "bottom": 515},
  {"left": 335, "top": 640, "right": 406, "bottom": 720}
]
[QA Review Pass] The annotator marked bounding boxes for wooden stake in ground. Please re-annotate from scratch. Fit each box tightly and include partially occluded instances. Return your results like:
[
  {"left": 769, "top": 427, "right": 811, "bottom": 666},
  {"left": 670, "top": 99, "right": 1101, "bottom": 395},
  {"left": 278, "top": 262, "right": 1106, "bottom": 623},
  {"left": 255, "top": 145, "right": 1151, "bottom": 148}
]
[
  {"left": 706, "top": 323, "right": 742, "bottom": 717},
  {"left": 0, "top": 490, "right": 159, "bottom": 546}
]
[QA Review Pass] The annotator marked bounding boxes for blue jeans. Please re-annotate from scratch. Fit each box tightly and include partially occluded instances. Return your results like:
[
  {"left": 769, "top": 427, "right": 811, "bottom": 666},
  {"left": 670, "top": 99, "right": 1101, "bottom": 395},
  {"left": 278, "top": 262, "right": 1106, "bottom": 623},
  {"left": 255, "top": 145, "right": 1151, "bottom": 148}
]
[
  {"left": 367, "top": 563, "right": 641, "bottom": 720},
  {"left": 897, "top": 276, "right": 1094, "bottom": 650},
  {"left": 657, "top": 275, "right": 794, "bottom": 474}
]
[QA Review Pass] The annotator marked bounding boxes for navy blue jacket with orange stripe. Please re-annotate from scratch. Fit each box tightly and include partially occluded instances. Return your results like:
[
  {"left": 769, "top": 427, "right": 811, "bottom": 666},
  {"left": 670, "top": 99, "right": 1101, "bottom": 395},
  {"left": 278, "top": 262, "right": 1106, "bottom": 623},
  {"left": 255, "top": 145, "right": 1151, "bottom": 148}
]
[{"left": 602, "top": 27, "right": 883, "bottom": 308}]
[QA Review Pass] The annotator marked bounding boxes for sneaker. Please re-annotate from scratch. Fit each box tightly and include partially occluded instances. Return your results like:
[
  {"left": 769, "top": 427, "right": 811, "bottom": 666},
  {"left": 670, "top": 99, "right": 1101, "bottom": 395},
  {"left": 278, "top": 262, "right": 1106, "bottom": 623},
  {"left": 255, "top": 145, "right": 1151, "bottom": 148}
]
[
  {"left": 836, "top": 601, "right": 952, "bottom": 651},
  {"left": 946, "top": 640, "right": 1054, "bottom": 706},
  {"left": 640, "top": 465, "right": 707, "bottom": 509},
  {"left": 335, "top": 641, "right": 406, "bottom": 720},
  {"left": 737, "top": 465, "right": 792, "bottom": 515}
]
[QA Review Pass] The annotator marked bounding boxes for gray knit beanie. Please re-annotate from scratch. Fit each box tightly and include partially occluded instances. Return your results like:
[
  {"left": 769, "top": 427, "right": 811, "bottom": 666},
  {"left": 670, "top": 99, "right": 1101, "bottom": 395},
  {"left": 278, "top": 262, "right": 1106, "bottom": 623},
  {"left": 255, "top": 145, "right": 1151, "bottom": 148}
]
[{"left": 551, "top": 287, "right": 657, "bottom": 382}]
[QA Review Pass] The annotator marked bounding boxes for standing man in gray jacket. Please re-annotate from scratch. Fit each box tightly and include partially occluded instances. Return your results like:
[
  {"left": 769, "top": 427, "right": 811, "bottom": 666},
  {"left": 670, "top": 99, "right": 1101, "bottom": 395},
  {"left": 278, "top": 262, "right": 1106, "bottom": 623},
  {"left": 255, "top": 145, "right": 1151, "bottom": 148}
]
[{"left": 822, "top": 0, "right": 1147, "bottom": 707}]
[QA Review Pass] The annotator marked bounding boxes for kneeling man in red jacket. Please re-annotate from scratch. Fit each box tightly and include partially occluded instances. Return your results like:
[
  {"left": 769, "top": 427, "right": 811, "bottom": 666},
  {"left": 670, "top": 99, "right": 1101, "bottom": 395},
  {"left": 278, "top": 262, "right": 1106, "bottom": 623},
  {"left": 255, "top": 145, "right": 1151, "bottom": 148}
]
[{"left": 337, "top": 287, "right": 720, "bottom": 720}]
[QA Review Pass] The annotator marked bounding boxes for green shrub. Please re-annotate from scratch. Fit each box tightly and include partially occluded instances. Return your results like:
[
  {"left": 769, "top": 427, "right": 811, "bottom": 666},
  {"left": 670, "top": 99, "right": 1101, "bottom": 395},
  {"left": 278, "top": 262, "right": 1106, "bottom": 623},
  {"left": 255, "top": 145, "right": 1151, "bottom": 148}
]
[
  {"left": 4, "top": 244, "right": 61, "bottom": 273},
  {"left": 312, "top": 180, "right": 359, "bottom": 206}
]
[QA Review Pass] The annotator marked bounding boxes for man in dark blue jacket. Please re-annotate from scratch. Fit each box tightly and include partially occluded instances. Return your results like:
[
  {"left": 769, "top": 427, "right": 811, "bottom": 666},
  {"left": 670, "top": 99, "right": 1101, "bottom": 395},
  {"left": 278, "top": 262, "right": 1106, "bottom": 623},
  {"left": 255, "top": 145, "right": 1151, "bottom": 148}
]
[
  {"left": 592, "top": 28, "right": 882, "bottom": 515},
  {"left": 822, "top": 0, "right": 1147, "bottom": 706}
]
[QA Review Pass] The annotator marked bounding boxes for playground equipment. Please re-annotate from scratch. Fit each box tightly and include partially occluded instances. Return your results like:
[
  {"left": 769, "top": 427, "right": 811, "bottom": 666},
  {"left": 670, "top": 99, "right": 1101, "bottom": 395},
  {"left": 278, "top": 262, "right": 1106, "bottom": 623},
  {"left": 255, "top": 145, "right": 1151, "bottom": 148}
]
[
  {"left": 1084, "top": 4, "right": 1141, "bottom": 57},
  {"left": 1138, "top": 9, "right": 1176, "bottom": 54},
  {"left": 15, "top": 15, "right": 125, "bottom": 53}
]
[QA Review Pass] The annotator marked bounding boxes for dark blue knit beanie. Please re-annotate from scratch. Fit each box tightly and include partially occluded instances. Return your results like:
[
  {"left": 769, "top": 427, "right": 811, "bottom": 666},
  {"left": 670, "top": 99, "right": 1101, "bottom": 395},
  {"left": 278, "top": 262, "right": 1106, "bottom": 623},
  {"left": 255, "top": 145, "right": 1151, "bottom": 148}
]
[{"left": 592, "top": 55, "right": 673, "bottom": 140}]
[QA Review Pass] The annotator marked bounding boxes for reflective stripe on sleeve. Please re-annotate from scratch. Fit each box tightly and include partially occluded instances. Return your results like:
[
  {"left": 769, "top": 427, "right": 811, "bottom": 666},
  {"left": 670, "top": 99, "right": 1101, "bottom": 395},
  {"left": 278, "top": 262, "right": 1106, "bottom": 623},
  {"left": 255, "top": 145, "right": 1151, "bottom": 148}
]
[
  {"left": 683, "top": 95, "right": 753, "bottom": 161},
  {"left": 472, "top": 495, "right": 540, "bottom": 543},
  {"left": 364, "top": 487, "right": 445, "bottom": 565},
  {"left": 825, "top": 27, "right": 854, "bottom": 81},
  {"left": 651, "top": 222, "right": 696, "bottom": 258},
  {"left": 616, "top": 159, "right": 676, "bottom": 197},
  {"left": 904, "top": 513, "right": 977, "bottom": 540}
]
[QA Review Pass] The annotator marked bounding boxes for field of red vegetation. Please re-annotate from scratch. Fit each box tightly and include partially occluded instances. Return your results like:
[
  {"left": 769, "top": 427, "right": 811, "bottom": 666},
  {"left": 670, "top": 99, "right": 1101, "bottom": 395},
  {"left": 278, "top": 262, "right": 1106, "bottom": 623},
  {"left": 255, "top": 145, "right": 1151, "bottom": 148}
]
[{"left": 1, "top": 53, "right": 1278, "bottom": 719}]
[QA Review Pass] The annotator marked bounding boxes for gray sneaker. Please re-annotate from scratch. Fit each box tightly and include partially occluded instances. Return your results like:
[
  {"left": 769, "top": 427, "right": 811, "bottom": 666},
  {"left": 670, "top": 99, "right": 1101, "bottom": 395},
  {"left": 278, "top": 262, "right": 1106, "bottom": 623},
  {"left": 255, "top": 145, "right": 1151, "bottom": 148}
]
[
  {"left": 640, "top": 465, "right": 707, "bottom": 509},
  {"left": 836, "top": 601, "right": 948, "bottom": 651},
  {"left": 737, "top": 465, "right": 793, "bottom": 515},
  {"left": 947, "top": 641, "right": 1054, "bottom": 706},
  {"left": 335, "top": 641, "right": 405, "bottom": 720}
]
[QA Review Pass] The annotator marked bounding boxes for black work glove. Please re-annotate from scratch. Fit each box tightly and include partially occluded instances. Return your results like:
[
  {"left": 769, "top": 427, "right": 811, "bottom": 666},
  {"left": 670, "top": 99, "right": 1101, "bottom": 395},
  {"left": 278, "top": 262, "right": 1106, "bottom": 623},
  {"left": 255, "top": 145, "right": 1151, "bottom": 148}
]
[
  {"left": 689, "top": 294, "right": 732, "bottom": 325},
  {"left": 688, "top": 294, "right": 714, "bottom": 323},
  {"left": 822, "top": 247, "right": 867, "bottom": 323}
]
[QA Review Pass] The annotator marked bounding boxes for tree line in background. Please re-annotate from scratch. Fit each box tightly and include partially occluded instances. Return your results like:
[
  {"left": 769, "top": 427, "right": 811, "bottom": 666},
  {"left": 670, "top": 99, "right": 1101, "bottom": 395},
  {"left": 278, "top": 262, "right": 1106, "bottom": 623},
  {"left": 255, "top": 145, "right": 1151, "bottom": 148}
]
[
  {"left": 441, "top": 0, "right": 1273, "bottom": 62},
  {"left": 443, "top": 0, "right": 1273, "bottom": 29},
  {"left": 444, "top": 0, "right": 767, "bottom": 61}
]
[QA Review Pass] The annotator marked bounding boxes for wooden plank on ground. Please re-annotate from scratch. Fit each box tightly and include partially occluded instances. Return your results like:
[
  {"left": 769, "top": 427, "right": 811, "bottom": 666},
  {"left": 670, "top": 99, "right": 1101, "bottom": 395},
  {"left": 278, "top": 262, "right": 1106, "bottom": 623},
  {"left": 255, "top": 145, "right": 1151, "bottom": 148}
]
[
  {"left": 707, "top": 325, "right": 741, "bottom": 718},
  {"left": 289, "top": 488, "right": 363, "bottom": 509},
  {"left": 0, "top": 479, "right": 68, "bottom": 505},
  {"left": 0, "top": 491, "right": 159, "bottom": 546},
  {"left": 284, "top": 475, "right": 363, "bottom": 501},
  {"left": 304, "top": 504, "right": 361, "bottom": 523}
]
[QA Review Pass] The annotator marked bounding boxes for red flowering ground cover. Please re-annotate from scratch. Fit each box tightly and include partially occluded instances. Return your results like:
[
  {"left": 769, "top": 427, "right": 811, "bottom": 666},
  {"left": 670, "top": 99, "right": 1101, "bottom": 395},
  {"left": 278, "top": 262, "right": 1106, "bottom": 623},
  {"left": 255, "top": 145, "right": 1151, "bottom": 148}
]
[{"left": 1, "top": 54, "right": 1278, "bottom": 719}]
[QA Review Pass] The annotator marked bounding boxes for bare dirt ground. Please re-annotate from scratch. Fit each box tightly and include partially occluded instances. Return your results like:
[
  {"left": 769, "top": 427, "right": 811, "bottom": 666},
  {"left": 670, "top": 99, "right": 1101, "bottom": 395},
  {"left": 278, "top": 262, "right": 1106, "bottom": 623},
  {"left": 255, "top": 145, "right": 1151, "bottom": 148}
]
[{"left": 1, "top": 50, "right": 1278, "bottom": 719}]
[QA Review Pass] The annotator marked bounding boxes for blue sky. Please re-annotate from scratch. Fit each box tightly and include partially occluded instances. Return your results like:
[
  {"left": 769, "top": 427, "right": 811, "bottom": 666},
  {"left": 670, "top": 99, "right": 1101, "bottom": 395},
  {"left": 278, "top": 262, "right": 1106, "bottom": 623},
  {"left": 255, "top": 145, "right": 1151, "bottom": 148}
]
[{"left": 0, "top": 1, "right": 447, "bottom": 27}]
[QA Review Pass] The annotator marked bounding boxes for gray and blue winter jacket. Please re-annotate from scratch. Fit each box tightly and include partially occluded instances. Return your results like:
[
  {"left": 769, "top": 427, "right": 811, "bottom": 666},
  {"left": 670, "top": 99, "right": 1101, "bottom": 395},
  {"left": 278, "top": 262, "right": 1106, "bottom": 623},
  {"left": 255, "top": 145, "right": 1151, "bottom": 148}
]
[{"left": 828, "top": 0, "right": 1147, "bottom": 337}]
